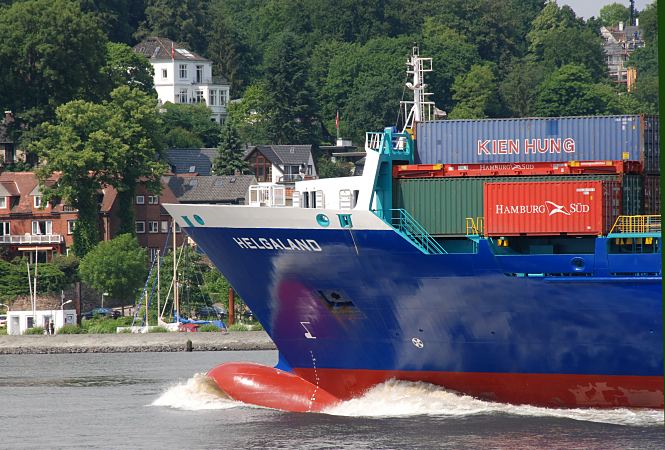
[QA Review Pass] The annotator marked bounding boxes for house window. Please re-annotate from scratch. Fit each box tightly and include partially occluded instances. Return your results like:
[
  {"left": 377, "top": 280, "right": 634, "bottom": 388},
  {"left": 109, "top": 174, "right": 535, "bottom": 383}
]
[
  {"left": 249, "top": 153, "right": 272, "bottom": 182},
  {"left": 148, "top": 195, "right": 159, "bottom": 205},
  {"left": 0, "top": 196, "right": 5, "bottom": 208},
  {"left": 209, "top": 90, "right": 217, "bottom": 106},
  {"left": 179, "top": 64, "right": 187, "bottom": 79},
  {"left": 0, "top": 221, "right": 9, "bottom": 236},
  {"left": 176, "top": 88, "right": 188, "bottom": 103},
  {"left": 149, "top": 248, "right": 159, "bottom": 262},
  {"left": 148, "top": 221, "right": 159, "bottom": 233},
  {"left": 175, "top": 223, "right": 181, "bottom": 233},
  {"left": 67, "top": 220, "right": 76, "bottom": 235},
  {"left": 135, "top": 195, "right": 145, "bottom": 205},
  {"left": 135, "top": 221, "right": 145, "bottom": 233},
  {"left": 196, "top": 65, "right": 203, "bottom": 83},
  {"left": 160, "top": 221, "right": 169, "bottom": 233},
  {"left": 33, "top": 196, "right": 42, "bottom": 208},
  {"left": 162, "top": 68, "right": 167, "bottom": 78},
  {"left": 194, "top": 90, "right": 204, "bottom": 104},
  {"left": 32, "top": 220, "right": 52, "bottom": 235},
  {"left": 220, "top": 90, "right": 228, "bottom": 106}
]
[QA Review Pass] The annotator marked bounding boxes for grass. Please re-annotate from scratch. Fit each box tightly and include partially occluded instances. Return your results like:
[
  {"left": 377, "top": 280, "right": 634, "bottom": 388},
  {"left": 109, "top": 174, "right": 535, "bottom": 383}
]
[
  {"left": 198, "top": 324, "right": 224, "bottom": 332},
  {"left": 24, "top": 326, "right": 45, "bottom": 335},
  {"left": 58, "top": 324, "right": 83, "bottom": 334},
  {"left": 81, "top": 316, "right": 133, "bottom": 334},
  {"left": 0, "top": 327, "right": 7, "bottom": 335},
  {"left": 148, "top": 326, "right": 168, "bottom": 333}
]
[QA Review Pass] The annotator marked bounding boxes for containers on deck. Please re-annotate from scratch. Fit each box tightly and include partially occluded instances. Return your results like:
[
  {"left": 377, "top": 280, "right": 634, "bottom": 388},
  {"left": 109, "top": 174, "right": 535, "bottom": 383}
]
[
  {"left": 416, "top": 115, "right": 659, "bottom": 173},
  {"left": 483, "top": 181, "right": 620, "bottom": 236},
  {"left": 644, "top": 175, "right": 660, "bottom": 215},
  {"left": 393, "top": 175, "right": 629, "bottom": 236}
]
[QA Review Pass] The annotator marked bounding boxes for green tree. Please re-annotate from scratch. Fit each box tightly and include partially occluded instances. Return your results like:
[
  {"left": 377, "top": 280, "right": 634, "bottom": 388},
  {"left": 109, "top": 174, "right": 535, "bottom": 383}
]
[
  {"left": 599, "top": 3, "right": 630, "bottom": 27},
  {"left": 0, "top": 0, "right": 108, "bottom": 125},
  {"left": 0, "top": 259, "right": 68, "bottom": 301},
  {"left": 226, "top": 84, "right": 271, "bottom": 145},
  {"left": 316, "top": 156, "right": 353, "bottom": 178},
  {"left": 161, "top": 103, "right": 222, "bottom": 148},
  {"left": 80, "top": 0, "right": 146, "bottom": 44},
  {"left": 636, "top": 2, "right": 657, "bottom": 43},
  {"left": 100, "top": 42, "right": 155, "bottom": 97},
  {"left": 140, "top": 0, "right": 210, "bottom": 54},
  {"left": 206, "top": 4, "right": 254, "bottom": 95},
  {"left": 213, "top": 123, "right": 250, "bottom": 175},
  {"left": 527, "top": 1, "right": 581, "bottom": 56},
  {"left": 537, "top": 27, "right": 606, "bottom": 79},
  {"left": 421, "top": 19, "right": 481, "bottom": 112},
  {"left": 263, "top": 32, "right": 319, "bottom": 144},
  {"left": 500, "top": 59, "right": 545, "bottom": 117},
  {"left": 534, "top": 64, "right": 615, "bottom": 116},
  {"left": 449, "top": 63, "right": 499, "bottom": 119},
  {"left": 32, "top": 87, "right": 166, "bottom": 255},
  {"left": 79, "top": 234, "right": 148, "bottom": 302}
]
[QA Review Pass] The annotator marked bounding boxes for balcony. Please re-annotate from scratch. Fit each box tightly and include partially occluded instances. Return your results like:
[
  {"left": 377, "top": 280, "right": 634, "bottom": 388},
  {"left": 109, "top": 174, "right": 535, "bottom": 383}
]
[{"left": 0, "top": 234, "right": 63, "bottom": 244}]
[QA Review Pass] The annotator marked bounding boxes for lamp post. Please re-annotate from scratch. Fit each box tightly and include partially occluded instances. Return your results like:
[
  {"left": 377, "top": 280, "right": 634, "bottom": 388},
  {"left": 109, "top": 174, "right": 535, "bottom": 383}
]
[
  {"left": 60, "top": 299, "right": 72, "bottom": 332},
  {"left": 61, "top": 299, "right": 72, "bottom": 311},
  {"left": 101, "top": 292, "right": 109, "bottom": 308}
]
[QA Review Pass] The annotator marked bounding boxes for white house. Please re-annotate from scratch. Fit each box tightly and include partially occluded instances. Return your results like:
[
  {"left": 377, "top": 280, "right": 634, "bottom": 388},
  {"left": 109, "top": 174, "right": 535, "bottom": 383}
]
[
  {"left": 6, "top": 308, "right": 77, "bottom": 335},
  {"left": 133, "top": 37, "right": 231, "bottom": 124}
]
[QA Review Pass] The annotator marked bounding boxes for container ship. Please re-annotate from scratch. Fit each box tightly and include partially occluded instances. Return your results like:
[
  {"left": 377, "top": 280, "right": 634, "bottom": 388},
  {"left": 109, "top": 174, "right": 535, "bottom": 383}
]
[{"left": 164, "top": 47, "right": 662, "bottom": 412}]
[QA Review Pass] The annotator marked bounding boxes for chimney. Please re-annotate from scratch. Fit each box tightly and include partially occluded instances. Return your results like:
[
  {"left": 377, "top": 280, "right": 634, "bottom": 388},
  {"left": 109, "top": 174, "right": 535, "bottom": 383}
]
[
  {"left": 3, "top": 111, "right": 14, "bottom": 125},
  {"left": 618, "top": 21, "right": 624, "bottom": 31}
]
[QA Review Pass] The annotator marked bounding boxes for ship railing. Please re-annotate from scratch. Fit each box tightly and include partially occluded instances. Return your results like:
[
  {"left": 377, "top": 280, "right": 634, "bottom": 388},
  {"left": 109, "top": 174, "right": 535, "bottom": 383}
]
[
  {"left": 365, "top": 132, "right": 384, "bottom": 151},
  {"left": 465, "top": 217, "right": 484, "bottom": 236},
  {"left": 373, "top": 208, "right": 446, "bottom": 254},
  {"left": 248, "top": 184, "right": 286, "bottom": 207},
  {"left": 608, "top": 215, "right": 661, "bottom": 236}
]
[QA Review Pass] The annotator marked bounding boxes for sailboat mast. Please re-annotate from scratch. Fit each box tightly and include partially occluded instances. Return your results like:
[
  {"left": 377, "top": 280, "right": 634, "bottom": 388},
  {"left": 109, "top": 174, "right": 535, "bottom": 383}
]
[{"left": 173, "top": 219, "right": 178, "bottom": 321}]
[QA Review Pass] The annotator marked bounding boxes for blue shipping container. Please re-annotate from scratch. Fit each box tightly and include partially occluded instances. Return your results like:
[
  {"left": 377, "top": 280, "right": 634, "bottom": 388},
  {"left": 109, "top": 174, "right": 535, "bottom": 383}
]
[{"left": 416, "top": 115, "right": 659, "bottom": 173}]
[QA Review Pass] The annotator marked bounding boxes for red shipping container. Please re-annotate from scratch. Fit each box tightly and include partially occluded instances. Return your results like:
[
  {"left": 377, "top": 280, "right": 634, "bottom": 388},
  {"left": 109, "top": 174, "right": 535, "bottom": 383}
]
[
  {"left": 643, "top": 175, "right": 660, "bottom": 215},
  {"left": 484, "top": 181, "right": 621, "bottom": 236}
]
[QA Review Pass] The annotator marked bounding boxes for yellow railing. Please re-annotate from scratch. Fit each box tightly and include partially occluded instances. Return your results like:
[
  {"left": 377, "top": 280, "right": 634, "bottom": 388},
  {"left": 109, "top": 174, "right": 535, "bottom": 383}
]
[
  {"left": 466, "top": 217, "right": 484, "bottom": 236},
  {"left": 608, "top": 215, "right": 661, "bottom": 235}
]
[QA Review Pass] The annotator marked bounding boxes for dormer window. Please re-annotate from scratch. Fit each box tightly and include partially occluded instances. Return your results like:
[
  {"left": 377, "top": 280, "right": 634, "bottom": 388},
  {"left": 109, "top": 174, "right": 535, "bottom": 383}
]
[{"left": 34, "top": 195, "right": 42, "bottom": 208}]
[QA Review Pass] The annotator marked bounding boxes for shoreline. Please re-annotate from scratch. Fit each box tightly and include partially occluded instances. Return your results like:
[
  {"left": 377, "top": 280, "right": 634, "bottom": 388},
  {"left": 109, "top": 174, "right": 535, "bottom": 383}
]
[{"left": 0, "top": 331, "right": 276, "bottom": 354}]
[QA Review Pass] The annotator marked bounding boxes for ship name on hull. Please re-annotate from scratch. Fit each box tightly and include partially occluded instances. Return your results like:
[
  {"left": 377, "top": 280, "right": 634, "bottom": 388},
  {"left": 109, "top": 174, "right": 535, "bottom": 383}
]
[{"left": 233, "top": 237, "right": 322, "bottom": 252}]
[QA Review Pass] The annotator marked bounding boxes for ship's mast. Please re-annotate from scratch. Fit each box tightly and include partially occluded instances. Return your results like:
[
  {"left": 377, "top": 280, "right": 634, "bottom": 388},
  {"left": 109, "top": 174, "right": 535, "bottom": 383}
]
[{"left": 401, "top": 45, "right": 441, "bottom": 135}]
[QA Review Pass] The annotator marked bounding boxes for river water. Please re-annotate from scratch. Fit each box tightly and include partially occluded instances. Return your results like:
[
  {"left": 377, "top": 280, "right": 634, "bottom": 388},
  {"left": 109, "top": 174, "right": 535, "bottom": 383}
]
[{"left": 0, "top": 351, "right": 662, "bottom": 449}]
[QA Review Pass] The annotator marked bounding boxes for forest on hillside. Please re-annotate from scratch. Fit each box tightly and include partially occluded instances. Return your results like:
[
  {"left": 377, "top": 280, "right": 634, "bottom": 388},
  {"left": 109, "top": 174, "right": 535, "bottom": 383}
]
[{"left": 0, "top": 0, "right": 659, "bottom": 151}]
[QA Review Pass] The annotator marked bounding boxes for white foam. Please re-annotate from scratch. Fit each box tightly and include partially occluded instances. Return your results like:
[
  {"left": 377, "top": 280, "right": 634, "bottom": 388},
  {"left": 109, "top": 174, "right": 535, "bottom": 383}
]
[
  {"left": 322, "top": 379, "right": 664, "bottom": 427},
  {"left": 151, "top": 373, "right": 240, "bottom": 411}
]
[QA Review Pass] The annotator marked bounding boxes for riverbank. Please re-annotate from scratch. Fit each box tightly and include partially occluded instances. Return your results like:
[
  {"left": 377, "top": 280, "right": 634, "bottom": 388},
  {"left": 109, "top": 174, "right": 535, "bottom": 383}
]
[{"left": 0, "top": 331, "right": 275, "bottom": 354}]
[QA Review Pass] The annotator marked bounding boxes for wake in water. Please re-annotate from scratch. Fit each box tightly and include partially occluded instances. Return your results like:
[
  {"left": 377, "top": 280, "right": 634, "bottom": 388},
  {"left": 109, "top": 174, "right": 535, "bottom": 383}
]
[
  {"left": 151, "top": 373, "right": 240, "bottom": 411},
  {"left": 153, "top": 375, "right": 662, "bottom": 426},
  {"left": 323, "top": 379, "right": 664, "bottom": 427}
]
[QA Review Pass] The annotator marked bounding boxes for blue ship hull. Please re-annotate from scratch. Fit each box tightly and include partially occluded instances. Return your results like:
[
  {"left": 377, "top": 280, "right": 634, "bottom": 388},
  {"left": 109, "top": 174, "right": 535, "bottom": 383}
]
[{"left": 177, "top": 216, "right": 663, "bottom": 408}]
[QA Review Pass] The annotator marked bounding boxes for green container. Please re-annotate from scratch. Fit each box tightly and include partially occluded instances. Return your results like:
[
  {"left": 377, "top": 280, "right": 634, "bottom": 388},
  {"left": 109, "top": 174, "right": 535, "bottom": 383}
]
[
  {"left": 394, "top": 175, "right": 623, "bottom": 236},
  {"left": 621, "top": 174, "right": 644, "bottom": 215}
]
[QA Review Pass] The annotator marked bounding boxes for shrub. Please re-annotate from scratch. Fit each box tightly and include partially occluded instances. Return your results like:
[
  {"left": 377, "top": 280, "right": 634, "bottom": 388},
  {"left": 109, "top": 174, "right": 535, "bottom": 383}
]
[
  {"left": 58, "top": 324, "right": 83, "bottom": 334},
  {"left": 0, "top": 327, "right": 7, "bottom": 335},
  {"left": 148, "top": 326, "right": 168, "bottom": 333},
  {"left": 199, "top": 323, "right": 223, "bottom": 332},
  {"left": 24, "top": 326, "right": 45, "bottom": 335}
]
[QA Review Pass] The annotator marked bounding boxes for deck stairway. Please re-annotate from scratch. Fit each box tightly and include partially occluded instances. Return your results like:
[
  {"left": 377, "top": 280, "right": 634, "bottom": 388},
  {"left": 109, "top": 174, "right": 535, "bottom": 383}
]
[{"left": 374, "top": 208, "right": 447, "bottom": 255}]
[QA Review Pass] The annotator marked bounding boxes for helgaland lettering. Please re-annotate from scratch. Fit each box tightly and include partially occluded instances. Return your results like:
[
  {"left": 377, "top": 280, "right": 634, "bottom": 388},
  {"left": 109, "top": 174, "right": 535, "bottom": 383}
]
[
  {"left": 233, "top": 237, "right": 322, "bottom": 252},
  {"left": 477, "top": 138, "right": 575, "bottom": 155}
]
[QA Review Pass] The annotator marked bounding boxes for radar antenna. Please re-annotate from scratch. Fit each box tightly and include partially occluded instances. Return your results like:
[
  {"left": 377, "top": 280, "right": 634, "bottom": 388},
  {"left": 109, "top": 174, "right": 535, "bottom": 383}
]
[{"left": 400, "top": 45, "right": 443, "bottom": 135}]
